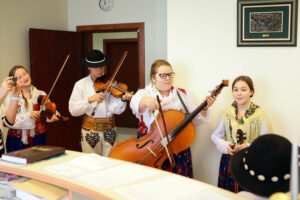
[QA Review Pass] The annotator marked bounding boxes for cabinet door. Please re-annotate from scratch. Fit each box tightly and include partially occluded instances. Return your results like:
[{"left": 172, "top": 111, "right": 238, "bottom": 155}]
[{"left": 29, "top": 28, "right": 83, "bottom": 151}]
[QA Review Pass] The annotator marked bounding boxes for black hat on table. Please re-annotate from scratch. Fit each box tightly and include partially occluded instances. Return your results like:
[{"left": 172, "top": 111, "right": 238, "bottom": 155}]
[
  {"left": 80, "top": 49, "right": 112, "bottom": 67},
  {"left": 230, "top": 134, "right": 294, "bottom": 197}
]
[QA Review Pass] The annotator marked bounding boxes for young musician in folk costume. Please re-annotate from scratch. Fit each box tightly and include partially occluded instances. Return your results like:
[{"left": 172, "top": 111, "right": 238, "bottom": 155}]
[
  {"left": 211, "top": 75, "right": 272, "bottom": 193},
  {"left": 1, "top": 65, "right": 60, "bottom": 153},
  {"left": 68, "top": 50, "right": 132, "bottom": 156},
  {"left": 0, "top": 77, "right": 24, "bottom": 155},
  {"left": 129, "top": 59, "right": 216, "bottom": 177}
]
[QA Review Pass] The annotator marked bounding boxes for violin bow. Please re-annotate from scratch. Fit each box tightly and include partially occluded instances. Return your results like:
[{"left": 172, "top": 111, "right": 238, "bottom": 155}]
[
  {"left": 156, "top": 95, "right": 176, "bottom": 167},
  {"left": 39, "top": 54, "right": 70, "bottom": 114},
  {"left": 91, "top": 51, "right": 128, "bottom": 116},
  {"left": 151, "top": 95, "right": 175, "bottom": 167},
  {"left": 152, "top": 113, "right": 174, "bottom": 166}
]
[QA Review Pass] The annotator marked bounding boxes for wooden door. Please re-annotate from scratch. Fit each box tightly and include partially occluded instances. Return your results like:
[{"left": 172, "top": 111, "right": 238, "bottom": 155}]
[
  {"left": 29, "top": 28, "right": 83, "bottom": 151},
  {"left": 103, "top": 39, "right": 139, "bottom": 128}
]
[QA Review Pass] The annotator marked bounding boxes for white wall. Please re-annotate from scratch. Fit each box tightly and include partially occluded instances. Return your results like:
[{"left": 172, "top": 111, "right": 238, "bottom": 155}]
[
  {"left": 0, "top": 0, "right": 68, "bottom": 80},
  {"left": 68, "top": 0, "right": 167, "bottom": 83},
  {"left": 167, "top": 0, "right": 300, "bottom": 186}
]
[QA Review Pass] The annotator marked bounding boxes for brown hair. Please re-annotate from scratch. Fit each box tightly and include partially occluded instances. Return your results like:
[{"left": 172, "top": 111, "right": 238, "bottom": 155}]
[
  {"left": 9, "top": 65, "right": 30, "bottom": 107},
  {"left": 232, "top": 75, "right": 255, "bottom": 97},
  {"left": 150, "top": 60, "right": 172, "bottom": 79},
  {"left": 9, "top": 65, "right": 29, "bottom": 77}
]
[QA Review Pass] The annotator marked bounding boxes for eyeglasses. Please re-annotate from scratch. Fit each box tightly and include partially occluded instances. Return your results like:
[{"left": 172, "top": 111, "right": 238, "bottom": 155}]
[{"left": 156, "top": 72, "right": 175, "bottom": 79}]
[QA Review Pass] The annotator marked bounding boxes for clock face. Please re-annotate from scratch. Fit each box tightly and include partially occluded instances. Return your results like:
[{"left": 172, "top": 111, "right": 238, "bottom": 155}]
[{"left": 99, "top": 0, "right": 113, "bottom": 11}]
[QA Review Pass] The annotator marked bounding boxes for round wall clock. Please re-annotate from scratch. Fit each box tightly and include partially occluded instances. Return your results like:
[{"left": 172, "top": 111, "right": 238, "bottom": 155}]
[{"left": 99, "top": 0, "right": 114, "bottom": 12}]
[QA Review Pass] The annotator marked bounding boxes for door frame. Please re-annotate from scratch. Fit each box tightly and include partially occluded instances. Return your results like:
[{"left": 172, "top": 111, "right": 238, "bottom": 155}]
[{"left": 76, "top": 22, "right": 145, "bottom": 88}]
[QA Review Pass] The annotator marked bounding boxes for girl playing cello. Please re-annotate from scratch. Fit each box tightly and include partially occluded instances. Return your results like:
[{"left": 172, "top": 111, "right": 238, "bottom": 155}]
[{"left": 130, "top": 60, "right": 216, "bottom": 177}]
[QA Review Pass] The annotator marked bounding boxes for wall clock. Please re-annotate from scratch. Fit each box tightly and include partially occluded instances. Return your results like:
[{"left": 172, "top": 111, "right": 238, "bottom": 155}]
[{"left": 99, "top": 0, "right": 114, "bottom": 12}]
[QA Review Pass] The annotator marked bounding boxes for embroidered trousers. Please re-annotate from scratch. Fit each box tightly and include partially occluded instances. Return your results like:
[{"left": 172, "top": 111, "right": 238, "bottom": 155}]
[{"left": 80, "top": 127, "right": 117, "bottom": 157}]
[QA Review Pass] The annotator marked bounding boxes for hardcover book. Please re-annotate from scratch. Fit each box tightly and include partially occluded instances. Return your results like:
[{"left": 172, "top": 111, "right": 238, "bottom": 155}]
[{"left": 1, "top": 145, "right": 65, "bottom": 165}]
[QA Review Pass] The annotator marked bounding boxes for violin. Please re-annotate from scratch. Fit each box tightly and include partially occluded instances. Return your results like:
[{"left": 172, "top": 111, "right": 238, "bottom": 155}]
[
  {"left": 38, "top": 95, "right": 69, "bottom": 122},
  {"left": 91, "top": 51, "right": 131, "bottom": 116},
  {"left": 109, "top": 80, "right": 229, "bottom": 169},
  {"left": 237, "top": 129, "right": 245, "bottom": 145},
  {"left": 94, "top": 79, "right": 130, "bottom": 98}
]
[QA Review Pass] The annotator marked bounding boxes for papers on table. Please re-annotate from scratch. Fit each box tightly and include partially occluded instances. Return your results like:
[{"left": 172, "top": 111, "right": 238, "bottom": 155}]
[
  {"left": 114, "top": 175, "right": 209, "bottom": 200},
  {"left": 44, "top": 153, "right": 122, "bottom": 178},
  {"left": 43, "top": 153, "right": 241, "bottom": 200},
  {"left": 77, "top": 162, "right": 161, "bottom": 189},
  {"left": 44, "top": 153, "right": 161, "bottom": 189},
  {"left": 115, "top": 176, "right": 237, "bottom": 200}
]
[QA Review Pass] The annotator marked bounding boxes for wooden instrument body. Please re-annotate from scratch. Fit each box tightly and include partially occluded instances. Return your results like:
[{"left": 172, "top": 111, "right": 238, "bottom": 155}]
[{"left": 109, "top": 110, "right": 195, "bottom": 168}]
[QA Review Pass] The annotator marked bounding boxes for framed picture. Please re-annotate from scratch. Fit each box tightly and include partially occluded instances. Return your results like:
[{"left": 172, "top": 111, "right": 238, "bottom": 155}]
[{"left": 237, "top": 0, "right": 298, "bottom": 46}]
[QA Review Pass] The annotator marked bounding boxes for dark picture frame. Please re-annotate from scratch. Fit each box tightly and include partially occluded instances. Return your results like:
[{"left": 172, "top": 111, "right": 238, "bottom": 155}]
[{"left": 237, "top": 0, "right": 298, "bottom": 46}]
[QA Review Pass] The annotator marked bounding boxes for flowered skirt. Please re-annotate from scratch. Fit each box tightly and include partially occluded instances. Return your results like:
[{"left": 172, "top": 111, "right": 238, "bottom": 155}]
[
  {"left": 0, "top": 129, "right": 4, "bottom": 156},
  {"left": 6, "top": 120, "right": 47, "bottom": 153},
  {"left": 137, "top": 132, "right": 193, "bottom": 178},
  {"left": 218, "top": 154, "right": 244, "bottom": 193}
]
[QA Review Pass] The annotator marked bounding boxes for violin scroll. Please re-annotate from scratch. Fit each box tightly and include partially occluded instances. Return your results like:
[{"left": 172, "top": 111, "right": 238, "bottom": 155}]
[{"left": 210, "top": 80, "right": 229, "bottom": 97}]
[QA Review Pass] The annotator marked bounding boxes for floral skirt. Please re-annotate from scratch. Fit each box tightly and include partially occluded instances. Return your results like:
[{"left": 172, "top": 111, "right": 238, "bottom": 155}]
[
  {"left": 137, "top": 132, "right": 193, "bottom": 178},
  {"left": 218, "top": 154, "right": 244, "bottom": 193},
  {"left": 6, "top": 129, "right": 47, "bottom": 153},
  {"left": 0, "top": 129, "right": 4, "bottom": 156}
]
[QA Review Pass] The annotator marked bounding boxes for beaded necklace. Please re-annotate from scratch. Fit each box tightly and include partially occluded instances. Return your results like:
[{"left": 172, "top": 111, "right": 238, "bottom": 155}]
[{"left": 232, "top": 101, "right": 259, "bottom": 124}]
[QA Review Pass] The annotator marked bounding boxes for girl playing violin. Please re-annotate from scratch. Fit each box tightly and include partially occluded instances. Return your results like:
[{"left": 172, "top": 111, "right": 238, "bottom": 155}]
[
  {"left": 130, "top": 59, "right": 216, "bottom": 177},
  {"left": 211, "top": 75, "right": 272, "bottom": 193},
  {"left": 0, "top": 76, "right": 24, "bottom": 155},
  {"left": 69, "top": 50, "right": 132, "bottom": 156},
  {"left": 1, "top": 65, "right": 60, "bottom": 153}
]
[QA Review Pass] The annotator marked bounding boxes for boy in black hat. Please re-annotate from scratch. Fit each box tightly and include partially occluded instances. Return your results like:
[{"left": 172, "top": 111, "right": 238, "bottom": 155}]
[
  {"left": 230, "top": 134, "right": 295, "bottom": 199},
  {"left": 69, "top": 50, "right": 132, "bottom": 156}
]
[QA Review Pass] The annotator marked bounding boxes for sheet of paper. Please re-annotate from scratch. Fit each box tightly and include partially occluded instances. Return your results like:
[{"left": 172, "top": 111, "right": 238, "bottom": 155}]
[
  {"left": 76, "top": 162, "right": 161, "bottom": 189},
  {"left": 182, "top": 189, "right": 237, "bottom": 200},
  {"left": 44, "top": 153, "right": 122, "bottom": 178},
  {"left": 114, "top": 175, "right": 211, "bottom": 200}
]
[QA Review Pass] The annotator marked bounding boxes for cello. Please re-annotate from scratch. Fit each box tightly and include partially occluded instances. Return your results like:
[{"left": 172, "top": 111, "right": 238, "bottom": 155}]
[{"left": 109, "top": 80, "right": 229, "bottom": 169}]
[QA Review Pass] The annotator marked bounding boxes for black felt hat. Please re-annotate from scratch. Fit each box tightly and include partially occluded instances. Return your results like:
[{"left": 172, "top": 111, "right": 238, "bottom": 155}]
[
  {"left": 80, "top": 49, "right": 112, "bottom": 67},
  {"left": 230, "top": 134, "right": 293, "bottom": 197}
]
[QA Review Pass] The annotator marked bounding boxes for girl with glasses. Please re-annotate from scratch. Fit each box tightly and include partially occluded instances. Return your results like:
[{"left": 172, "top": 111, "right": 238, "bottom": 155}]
[{"left": 130, "top": 59, "right": 215, "bottom": 177}]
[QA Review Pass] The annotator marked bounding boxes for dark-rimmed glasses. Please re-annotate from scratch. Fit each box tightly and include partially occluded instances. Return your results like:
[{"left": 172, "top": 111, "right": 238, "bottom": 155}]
[{"left": 156, "top": 72, "right": 175, "bottom": 79}]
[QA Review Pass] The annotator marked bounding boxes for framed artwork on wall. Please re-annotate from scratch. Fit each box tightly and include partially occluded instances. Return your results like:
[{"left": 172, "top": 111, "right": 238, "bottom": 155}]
[{"left": 237, "top": 0, "right": 298, "bottom": 46}]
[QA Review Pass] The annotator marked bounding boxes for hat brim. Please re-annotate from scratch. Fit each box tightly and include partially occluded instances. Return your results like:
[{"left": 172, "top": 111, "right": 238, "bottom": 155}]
[
  {"left": 80, "top": 55, "right": 112, "bottom": 67},
  {"left": 230, "top": 148, "right": 290, "bottom": 197}
]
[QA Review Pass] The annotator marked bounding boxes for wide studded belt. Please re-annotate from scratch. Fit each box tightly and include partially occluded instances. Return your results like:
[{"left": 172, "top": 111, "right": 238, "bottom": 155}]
[{"left": 82, "top": 115, "right": 115, "bottom": 132}]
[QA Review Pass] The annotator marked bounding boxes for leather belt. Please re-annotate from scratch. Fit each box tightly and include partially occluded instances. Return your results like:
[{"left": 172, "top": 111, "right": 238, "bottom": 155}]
[{"left": 82, "top": 115, "right": 115, "bottom": 132}]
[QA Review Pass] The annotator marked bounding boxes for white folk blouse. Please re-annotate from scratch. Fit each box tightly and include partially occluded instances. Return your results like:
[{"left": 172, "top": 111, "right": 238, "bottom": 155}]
[
  {"left": 130, "top": 83, "right": 210, "bottom": 133},
  {"left": 69, "top": 75, "right": 126, "bottom": 118}
]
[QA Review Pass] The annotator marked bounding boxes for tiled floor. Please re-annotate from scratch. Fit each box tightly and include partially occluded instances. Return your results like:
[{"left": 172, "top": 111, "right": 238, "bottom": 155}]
[{"left": 117, "top": 127, "right": 138, "bottom": 141}]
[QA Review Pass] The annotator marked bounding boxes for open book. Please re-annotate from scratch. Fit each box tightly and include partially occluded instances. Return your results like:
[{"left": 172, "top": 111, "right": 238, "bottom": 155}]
[{"left": 1, "top": 145, "right": 65, "bottom": 165}]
